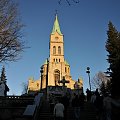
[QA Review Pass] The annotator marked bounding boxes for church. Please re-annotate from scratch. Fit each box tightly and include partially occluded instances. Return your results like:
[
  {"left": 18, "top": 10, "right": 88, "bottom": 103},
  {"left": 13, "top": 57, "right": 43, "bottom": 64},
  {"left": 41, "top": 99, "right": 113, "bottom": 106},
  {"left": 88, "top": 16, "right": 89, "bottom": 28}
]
[{"left": 28, "top": 14, "right": 83, "bottom": 93}]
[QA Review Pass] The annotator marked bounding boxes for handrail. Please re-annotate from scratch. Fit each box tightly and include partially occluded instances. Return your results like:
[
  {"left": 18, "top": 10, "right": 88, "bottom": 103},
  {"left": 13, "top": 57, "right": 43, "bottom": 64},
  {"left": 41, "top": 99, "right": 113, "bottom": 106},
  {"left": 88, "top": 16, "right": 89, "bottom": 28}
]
[{"left": 32, "top": 93, "right": 45, "bottom": 120}]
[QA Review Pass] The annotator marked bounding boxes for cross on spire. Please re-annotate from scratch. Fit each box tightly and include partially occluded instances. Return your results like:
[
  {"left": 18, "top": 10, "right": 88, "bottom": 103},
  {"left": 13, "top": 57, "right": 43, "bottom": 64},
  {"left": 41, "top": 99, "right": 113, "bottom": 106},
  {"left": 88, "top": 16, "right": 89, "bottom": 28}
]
[{"left": 55, "top": 10, "right": 58, "bottom": 15}]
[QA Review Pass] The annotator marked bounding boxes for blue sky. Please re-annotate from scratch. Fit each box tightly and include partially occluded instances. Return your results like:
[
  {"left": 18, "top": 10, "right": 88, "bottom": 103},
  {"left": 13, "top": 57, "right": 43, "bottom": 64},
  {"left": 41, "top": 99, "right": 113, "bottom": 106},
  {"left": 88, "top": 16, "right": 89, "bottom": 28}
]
[{"left": 1, "top": 0, "right": 120, "bottom": 95}]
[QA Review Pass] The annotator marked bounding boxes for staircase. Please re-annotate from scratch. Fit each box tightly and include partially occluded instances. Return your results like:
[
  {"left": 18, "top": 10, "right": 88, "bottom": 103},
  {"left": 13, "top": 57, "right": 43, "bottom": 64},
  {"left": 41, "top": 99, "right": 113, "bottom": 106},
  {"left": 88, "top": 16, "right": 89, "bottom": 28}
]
[
  {"left": 65, "top": 102, "right": 97, "bottom": 120},
  {"left": 37, "top": 99, "right": 54, "bottom": 120},
  {"left": 38, "top": 100, "right": 97, "bottom": 120},
  {"left": 80, "top": 102, "right": 97, "bottom": 120}
]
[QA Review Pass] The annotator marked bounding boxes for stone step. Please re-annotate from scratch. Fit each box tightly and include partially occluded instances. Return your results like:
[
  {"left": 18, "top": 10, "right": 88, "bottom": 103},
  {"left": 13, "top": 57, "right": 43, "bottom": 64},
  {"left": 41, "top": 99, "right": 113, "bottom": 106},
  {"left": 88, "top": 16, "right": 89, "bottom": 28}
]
[{"left": 38, "top": 101, "right": 97, "bottom": 120}]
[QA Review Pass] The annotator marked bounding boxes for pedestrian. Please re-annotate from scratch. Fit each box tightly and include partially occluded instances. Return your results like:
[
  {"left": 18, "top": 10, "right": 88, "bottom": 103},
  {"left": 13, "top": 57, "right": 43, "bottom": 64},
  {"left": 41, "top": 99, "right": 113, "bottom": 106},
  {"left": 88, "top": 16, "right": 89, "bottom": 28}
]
[
  {"left": 54, "top": 99, "right": 64, "bottom": 120},
  {"left": 94, "top": 93, "right": 103, "bottom": 120},
  {"left": 72, "top": 93, "right": 81, "bottom": 120},
  {"left": 91, "top": 92, "right": 96, "bottom": 104},
  {"left": 103, "top": 94, "right": 112, "bottom": 120},
  {"left": 61, "top": 93, "right": 69, "bottom": 118},
  {"left": 86, "top": 88, "right": 91, "bottom": 101},
  {"left": 79, "top": 92, "right": 85, "bottom": 110}
]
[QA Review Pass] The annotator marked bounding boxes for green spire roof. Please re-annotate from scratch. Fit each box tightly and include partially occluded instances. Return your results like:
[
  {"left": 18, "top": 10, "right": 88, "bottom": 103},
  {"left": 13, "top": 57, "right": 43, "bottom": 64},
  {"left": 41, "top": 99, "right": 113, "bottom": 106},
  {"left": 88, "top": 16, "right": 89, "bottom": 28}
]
[
  {"left": 29, "top": 76, "right": 34, "bottom": 80},
  {"left": 44, "top": 59, "right": 47, "bottom": 65},
  {"left": 43, "top": 58, "right": 49, "bottom": 65},
  {"left": 51, "top": 14, "right": 62, "bottom": 35},
  {"left": 64, "top": 60, "right": 69, "bottom": 66}
]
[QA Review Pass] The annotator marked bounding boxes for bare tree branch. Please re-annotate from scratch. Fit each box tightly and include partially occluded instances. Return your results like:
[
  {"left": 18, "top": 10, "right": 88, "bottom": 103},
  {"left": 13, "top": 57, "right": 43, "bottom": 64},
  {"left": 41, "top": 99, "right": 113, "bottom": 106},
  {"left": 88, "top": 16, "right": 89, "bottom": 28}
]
[
  {"left": 91, "top": 71, "right": 110, "bottom": 91},
  {"left": 0, "top": 0, "right": 25, "bottom": 63},
  {"left": 58, "top": 0, "right": 80, "bottom": 5}
]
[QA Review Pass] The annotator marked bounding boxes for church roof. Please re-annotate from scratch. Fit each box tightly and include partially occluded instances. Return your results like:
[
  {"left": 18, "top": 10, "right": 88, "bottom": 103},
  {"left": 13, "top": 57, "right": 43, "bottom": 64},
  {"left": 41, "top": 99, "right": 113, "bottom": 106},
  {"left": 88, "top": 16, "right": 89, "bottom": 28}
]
[
  {"left": 64, "top": 60, "right": 69, "bottom": 66},
  {"left": 43, "top": 59, "right": 49, "bottom": 65},
  {"left": 51, "top": 14, "right": 62, "bottom": 35},
  {"left": 78, "top": 77, "right": 83, "bottom": 80},
  {"left": 44, "top": 59, "right": 47, "bottom": 65},
  {"left": 29, "top": 76, "right": 34, "bottom": 80}
]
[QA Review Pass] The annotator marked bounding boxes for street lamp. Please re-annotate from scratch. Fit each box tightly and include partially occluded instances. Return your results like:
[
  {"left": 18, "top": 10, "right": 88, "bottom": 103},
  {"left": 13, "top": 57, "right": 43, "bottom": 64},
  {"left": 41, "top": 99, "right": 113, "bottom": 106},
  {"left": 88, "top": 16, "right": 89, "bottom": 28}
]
[
  {"left": 40, "top": 66, "right": 43, "bottom": 91},
  {"left": 86, "top": 67, "right": 91, "bottom": 91},
  {"left": 46, "top": 58, "right": 49, "bottom": 99}
]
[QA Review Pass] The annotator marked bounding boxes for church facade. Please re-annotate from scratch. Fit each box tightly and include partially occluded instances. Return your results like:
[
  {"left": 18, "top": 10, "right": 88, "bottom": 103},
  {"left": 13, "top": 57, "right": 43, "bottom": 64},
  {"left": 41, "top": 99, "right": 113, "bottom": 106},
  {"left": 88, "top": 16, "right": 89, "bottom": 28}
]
[{"left": 28, "top": 14, "right": 83, "bottom": 92}]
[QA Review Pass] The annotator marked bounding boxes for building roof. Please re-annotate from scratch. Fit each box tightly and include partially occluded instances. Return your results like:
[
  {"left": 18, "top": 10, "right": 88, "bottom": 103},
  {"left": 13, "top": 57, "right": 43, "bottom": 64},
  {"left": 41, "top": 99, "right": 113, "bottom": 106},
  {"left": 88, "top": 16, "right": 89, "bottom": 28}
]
[
  {"left": 51, "top": 14, "right": 62, "bottom": 35},
  {"left": 43, "top": 59, "right": 49, "bottom": 65},
  {"left": 64, "top": 60, "right": 69, "bottom": 66}
]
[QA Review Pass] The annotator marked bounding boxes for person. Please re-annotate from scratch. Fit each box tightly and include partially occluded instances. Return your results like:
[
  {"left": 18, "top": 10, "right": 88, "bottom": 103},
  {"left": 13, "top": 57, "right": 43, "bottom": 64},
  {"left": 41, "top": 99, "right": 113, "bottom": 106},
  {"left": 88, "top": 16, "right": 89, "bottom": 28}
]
[
  {"left": 103, "top": 94, "right": 112, "bottom": 120},
  {"left": 79, "top": 92, "right": 85, "bottom": 110},
  {"left": 54, "top": 99, "right": 64, "bottom": 120},
  {"left": 91, "top": 92, "right": 96, "bottom": 104},
  {"left": 86, "top": 88, "right": 91, "bottom": 101},
  {"left": 61, "top": 93, "right": 69, "bottom": 118},
  {"left": 72, "top": 93, "right": 81, "bottom": 120},
  {"left": 0, "top": 81, "right": 5, "bottom": 96},
  {"left": 94, "top": 92, "right": 103, "bottom": 120}
]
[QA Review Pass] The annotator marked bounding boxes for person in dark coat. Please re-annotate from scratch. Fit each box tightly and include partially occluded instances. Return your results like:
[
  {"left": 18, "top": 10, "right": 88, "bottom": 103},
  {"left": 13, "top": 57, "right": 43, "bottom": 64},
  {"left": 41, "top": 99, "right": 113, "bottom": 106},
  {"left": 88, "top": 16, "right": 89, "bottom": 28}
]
[{"left": 72, "top": 93, "right": 80, "bottom": 120}]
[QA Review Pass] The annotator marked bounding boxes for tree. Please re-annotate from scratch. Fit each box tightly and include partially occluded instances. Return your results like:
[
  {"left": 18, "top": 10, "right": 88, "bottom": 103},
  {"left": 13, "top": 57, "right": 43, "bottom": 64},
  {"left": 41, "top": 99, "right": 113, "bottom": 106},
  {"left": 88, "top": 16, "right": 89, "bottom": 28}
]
[
  {"left": 0, "top": 66, "right": 7, "bottom": 82},
  {"left": 21, "top": 82, "right": 28, "bottom": 95},
  {"left": 106, "top": 21, "right": 120, "bottom": 97},
  {"left": 0, "top": 0, "right": 25, "bottom": 63},
  {"left": 0, "top": 66, "right": 9, "bottom": 96},
  {"left": 58, "top": 0, "right": 80, "bottom": 5},
  {"left": 91, "top": 71, "right": 110, "bottom": 93},
  {"left": 99, "top": 81, "right": 106, "bottom": 95}
]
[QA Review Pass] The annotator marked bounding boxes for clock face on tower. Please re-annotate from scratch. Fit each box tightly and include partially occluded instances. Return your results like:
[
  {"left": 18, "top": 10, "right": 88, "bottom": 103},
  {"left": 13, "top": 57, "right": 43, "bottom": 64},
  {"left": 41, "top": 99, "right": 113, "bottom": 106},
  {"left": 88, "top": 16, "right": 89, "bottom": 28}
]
[{"left": 55, "top": 36, "right": 59, "bottom": 40}]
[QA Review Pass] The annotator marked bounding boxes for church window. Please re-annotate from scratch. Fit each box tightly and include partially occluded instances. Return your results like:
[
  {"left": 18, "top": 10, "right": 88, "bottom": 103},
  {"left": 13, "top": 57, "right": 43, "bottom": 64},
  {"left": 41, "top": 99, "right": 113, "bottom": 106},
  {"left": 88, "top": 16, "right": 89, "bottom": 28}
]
[
  {"left": 56, "top": 59, "right": 58, "bottom": 63},
  {"left": 53, "top": 58, "right": 55, "bottom": 62},
  {"left": 37, "top": 83, "right": 39, "bottom": 87},
  {"left": 59, "top": 59, "right": 60, "bottom": 62},
  {"left": 65, "top": 67, "right": 67, "bottom": 73},
  {"left": 68, "top": 68, "right": 69, "bottom": 73},
  {"left": 53, "top": 46, "right": 56, "bottom": 54},
  {"left": 58, "top": 46, "right": 61, "bottom": 55},
  {"left": 54, "top": 70, "right": 60, "bottom": 86}
]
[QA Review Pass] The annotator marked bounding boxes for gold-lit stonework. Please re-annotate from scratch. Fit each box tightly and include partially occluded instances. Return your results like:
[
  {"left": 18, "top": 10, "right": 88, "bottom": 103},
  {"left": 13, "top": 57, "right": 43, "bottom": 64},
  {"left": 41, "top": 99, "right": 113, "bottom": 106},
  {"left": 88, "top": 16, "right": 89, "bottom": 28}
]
[{"left": 28, "top": 14, "right": 83, "bottom": 92}]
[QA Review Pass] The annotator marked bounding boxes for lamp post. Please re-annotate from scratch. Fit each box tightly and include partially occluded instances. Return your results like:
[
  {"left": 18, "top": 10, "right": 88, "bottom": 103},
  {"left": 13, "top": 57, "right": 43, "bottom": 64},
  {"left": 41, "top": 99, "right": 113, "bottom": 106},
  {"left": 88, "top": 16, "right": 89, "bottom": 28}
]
[
  {"left": 46, "top": 58, "right": 49, "bottom": 99},
  {"left": 40, "top": 66, "right": 43, "bottom": 91},
  {"left": 86, "top": 67, "right": 91, "bottom": 91}
]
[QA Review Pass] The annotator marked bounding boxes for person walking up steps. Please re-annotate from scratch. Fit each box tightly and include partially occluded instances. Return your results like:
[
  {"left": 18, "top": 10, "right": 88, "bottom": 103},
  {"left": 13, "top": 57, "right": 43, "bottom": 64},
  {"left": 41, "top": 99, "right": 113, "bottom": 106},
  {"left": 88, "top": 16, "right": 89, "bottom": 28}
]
[
  {"left": 54, "top": 99, "right": 64, "bottom": 120},
  {"left": 72, "top": 93, "right": 81, "bottom": 120}
]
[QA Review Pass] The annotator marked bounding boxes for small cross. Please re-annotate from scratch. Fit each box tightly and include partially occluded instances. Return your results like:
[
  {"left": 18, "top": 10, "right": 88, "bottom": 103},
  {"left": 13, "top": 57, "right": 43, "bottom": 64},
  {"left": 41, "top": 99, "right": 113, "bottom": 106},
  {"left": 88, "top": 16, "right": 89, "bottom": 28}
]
[{"left": 58, "top": 76, "right": 69, "bottom": 87}]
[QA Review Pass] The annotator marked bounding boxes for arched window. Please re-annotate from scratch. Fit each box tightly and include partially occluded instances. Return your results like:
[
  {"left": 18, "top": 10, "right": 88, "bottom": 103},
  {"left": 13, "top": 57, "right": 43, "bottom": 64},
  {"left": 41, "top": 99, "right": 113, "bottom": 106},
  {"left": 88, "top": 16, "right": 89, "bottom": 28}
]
[
  {"left": 56, "top": 59, "right": 58, "bottom": 63},
  {"left": 59, "top": 59, "right": 60, "bottom": 62},
  {"left": 65, "top": 67, "right": 67, "bottom": 73},
  {"left": 58, "top": 46, "right": 61, "bottom": 55},
  {"left": 68, "top": 68, "right": 69, "bottom": 73},
  {"left": 54, "top": 69, "right": 60, "bottom": 86},
  {"left": 53, "top": 46, "right": 56, "bottom": 55}
]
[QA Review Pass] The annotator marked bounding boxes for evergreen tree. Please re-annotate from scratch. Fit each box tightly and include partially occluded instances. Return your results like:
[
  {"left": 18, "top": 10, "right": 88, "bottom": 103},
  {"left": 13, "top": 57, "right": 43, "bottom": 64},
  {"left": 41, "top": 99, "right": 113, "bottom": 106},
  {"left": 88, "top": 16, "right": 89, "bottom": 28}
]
[
  {"left": 106, "top": 21, "right": 120, "bottom": 97},
  {"left": 0, "top": 66, "right": 7, "bottom": 82},
  {"left": 106, "top": 80, "right": 112, "bottom": 95}
]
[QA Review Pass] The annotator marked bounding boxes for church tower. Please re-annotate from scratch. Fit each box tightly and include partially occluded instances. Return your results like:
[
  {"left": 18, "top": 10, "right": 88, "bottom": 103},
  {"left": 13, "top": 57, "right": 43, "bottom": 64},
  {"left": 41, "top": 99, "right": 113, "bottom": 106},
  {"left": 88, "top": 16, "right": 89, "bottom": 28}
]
[{"left": 41, "top": 14, "right": 75, "bottom": 89}]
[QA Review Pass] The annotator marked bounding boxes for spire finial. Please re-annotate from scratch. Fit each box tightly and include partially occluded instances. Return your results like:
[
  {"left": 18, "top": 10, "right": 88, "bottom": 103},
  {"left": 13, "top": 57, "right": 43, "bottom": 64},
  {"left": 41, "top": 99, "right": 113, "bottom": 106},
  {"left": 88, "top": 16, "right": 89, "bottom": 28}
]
[{"left": 55, "top": 10, "right": 58, "bottom": 15}]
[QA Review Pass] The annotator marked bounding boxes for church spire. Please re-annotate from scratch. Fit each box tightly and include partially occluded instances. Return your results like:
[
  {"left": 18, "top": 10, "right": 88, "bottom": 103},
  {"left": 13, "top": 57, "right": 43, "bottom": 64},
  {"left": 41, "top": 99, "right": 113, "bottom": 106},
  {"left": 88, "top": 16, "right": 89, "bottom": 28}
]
[{"left": 51, "top": 13, "right": 62, "bottom": 35}]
